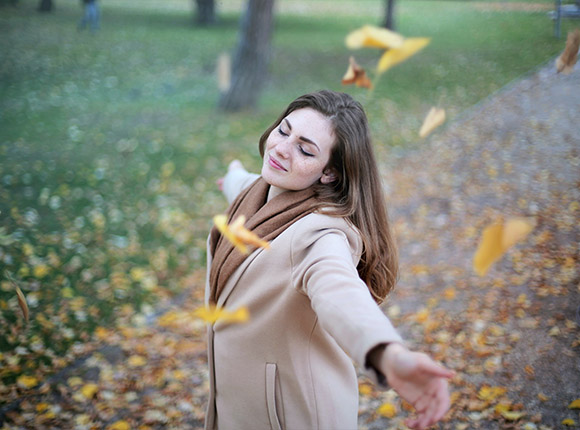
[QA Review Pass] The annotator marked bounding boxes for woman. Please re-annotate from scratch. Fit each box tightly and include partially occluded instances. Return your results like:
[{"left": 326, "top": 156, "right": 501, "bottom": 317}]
[{"left": 206, "top": 90, "right": 453, "bottom": 430}]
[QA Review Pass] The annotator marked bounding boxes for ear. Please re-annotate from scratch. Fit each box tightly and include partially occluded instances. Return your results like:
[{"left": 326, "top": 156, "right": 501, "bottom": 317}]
[{"left": 320, "top": 169, "right": 337, "bottom": 184}]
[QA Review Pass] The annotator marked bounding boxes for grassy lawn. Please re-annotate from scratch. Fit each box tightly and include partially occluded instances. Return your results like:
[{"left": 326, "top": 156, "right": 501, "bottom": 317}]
[{"left": 0, "top": 0, "right": 575, "bottom": 388}]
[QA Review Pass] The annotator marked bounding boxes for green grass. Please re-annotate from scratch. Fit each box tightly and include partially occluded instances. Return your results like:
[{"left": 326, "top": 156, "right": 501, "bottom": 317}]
[{"left": 0, "top": 0, "right": 575, "bottom": 389}]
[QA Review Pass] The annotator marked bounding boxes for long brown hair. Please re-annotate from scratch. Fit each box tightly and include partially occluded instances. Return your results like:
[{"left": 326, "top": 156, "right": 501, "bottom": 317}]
[{"left": 259, "top": 90, "right": 398, "bottom": 303}]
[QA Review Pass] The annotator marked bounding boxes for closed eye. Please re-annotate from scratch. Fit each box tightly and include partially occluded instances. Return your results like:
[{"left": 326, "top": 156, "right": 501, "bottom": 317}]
[
  {"left": 299, "top": 145, "right": 314, "bottom": 157},
  {"left": 277, "top": 126, "right": 288, "bottom": 137}
]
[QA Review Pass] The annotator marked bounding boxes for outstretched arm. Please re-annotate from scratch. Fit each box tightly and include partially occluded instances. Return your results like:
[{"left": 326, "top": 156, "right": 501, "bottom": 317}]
[{"left": 371, "top": 342, "right": 454, "bottom": 429}]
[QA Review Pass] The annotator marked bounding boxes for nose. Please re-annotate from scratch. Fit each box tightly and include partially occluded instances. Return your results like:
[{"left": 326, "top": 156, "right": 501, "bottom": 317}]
[{"left": 273, "top": 137, "right": 292, "bottom": 159}]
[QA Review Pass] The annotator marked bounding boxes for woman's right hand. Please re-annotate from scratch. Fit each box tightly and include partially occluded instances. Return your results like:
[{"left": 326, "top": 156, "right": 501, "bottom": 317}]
[{"left": 217, "top": 159, "right": 244, "bottom": 191}]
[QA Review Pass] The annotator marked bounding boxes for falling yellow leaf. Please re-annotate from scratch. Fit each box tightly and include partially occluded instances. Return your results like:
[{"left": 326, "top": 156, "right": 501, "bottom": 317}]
[
  {"left": 217, "top": 52, "right": 231, "bottom": 93},
  {"left": 214, "top": 214, "right": 270, "bottom": 255},
  {"left": 15, "top": 285, "right": 29, "bottom": 322},
  {"left": 501, "top": 218, "right": 535, "bottom": 249},
  {"left": 80, "top": 383, "right": 99, "bottom": 399},
  {"left": 377, "top": 402, "right": 397, "bottom": 418},
  {"left": 345, "top": 25, "right": 404, "bottom": 50},
  {"left": 556, "top": 29, "right": 579, "bottom": 74},
  {"left": 6, "top": 273, "right": 29, "bottom": 322},
  {"left": 128, "top": 355, "right": 147, "bottom": 367},
  {"left": 193, "top": 304, "right": 249, "bottom": 325},
  {"left": 17, "top": 375, "right": 38, "bottom": 389},
  {"left": 473, "top": 217, "right": 535, "bottom": 276},
  {"left": 419, "top": 107, "right": 446, "bottom": 138},
  {"left": 562, "top": 418, "right": 576, "bottom": 426},
  {"left": 377, "top": 38, "right": 430, "bottom": 73},
  {"left": 108, "top": 420, "right": 131, "bottom": 430},
  {"left": 342, "top": 56, "right": 373, "bottom": 89},
  {"left": 569, "top": 399, "right": 580, "bottom": 409}
]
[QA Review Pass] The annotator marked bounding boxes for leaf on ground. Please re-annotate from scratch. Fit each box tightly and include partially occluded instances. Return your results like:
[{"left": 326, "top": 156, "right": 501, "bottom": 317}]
[
  {"left": 80, "top": 383, "right": 99, "bottom": 399},
  {"left": 128, "top": 355, "right": 147, "bottom": 367},
  {"left": 377, "top": 401, "right": 397, "bottom": 418},
  {"left": 17, "top": 375, "right": 38, "bottom": 389},
  {"left": 569, "top": 399, "right": 580, "bottom": 409},
  {"left": 419, "top": 107, "right": 446, "bottom": 138},
  {"left": 107, "top": 420, "right": 131, "bottom": 430},
  {"left": 562, "top": 418, "right": 577, "bottom": 426},
  {"left": 478, "top": 386, "right": 507, "bottom": 401}
]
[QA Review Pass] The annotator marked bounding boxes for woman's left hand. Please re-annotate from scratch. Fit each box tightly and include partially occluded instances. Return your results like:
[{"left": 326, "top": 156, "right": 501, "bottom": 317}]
[{"left": 380, "top": 343, "right": 454, "bottom": 429}]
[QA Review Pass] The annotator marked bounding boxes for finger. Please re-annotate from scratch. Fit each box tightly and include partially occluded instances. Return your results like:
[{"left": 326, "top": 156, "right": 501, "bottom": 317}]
[{"left": 417, "top": 358, "right": 455, "bottom": 379}]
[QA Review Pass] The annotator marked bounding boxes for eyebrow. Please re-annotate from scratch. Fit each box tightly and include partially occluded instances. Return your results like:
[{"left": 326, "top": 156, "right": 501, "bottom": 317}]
[{"left": 283, "top": 119, "right": 320, "bottom": 152}]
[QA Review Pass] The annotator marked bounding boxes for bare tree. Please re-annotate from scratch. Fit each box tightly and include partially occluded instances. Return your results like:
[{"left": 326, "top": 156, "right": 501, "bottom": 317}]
[
  {"left": 195, "top": 0, "right": 216, "bottom": 26},
  {"left": 384, "top": 0, "right": 395, "bottom": 30},
  {"left": 218, "top": 0, "right": 275, "bottom": 112}
]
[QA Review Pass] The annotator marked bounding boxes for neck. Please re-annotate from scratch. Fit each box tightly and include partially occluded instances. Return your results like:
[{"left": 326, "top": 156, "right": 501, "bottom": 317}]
[{"left": 267, "top": 185, "right": 286, "bottom": 202}]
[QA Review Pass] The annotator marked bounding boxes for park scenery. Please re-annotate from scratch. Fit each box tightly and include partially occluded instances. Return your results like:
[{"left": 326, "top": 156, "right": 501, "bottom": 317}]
[{"left": 1, "top": 0, "right": 579, "bottom": 428}]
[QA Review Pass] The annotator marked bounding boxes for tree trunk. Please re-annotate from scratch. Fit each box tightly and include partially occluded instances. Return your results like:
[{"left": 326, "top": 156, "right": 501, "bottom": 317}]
[
  {"left": 218, "top": 0, "right": 274, "bottom": 112},
  {"left": 195, "top": 0, "right": 216, "bottom": 26},
  {"left": 383, "top": 0, "right": 395, "bottom": 30},
  {"left": 38, "top": 0, "right": 52, "bottom": 12}
]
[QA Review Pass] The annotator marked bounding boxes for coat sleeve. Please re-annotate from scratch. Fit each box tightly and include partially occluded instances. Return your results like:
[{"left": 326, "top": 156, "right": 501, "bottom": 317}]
[
  {"left": 290, "top": 217, "right": 404, "bottom": 386},
  {"left": 222, "top": 168, "right": 260, "bottom": 204}
]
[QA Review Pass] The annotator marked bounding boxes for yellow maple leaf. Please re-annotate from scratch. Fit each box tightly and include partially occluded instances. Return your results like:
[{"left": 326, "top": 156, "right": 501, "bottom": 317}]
[
  {"left": 214, "top": 214, "right": 270, "bottom": 255},
  {"left": 345, "top": 25, "right": 404, "bottom": 50},
  {"left": 377, "top": 401, "right": 397, "bottom": 418},
  {"left": 17, "top": 375, "right": 38, "bottom": 389},
  {"left": 473, "top": 217, "right": 535, "bottom": 276},
  {"left": 377, "top": 37, "right": 431, "bottom": 73},
  {"left": 419, "top": 107, "right": 446, "bottom": 138},
  {"left": 193, "top": 304, "right": 249, "bottom": 325},
  {"left": 569, "top": 399, "right": 580, "bottom": 409},
  {"left": 342, "top": 56, "right": 373, "bottom": 89},
  {"left": 108, "top": 420, "right": 131, "bottom": 430},
  {"left": 80, "top": 383, "right": 99, "bottom": 399},
  {"left": 562, "top": 418, "right": 576, "bottom": 426}
]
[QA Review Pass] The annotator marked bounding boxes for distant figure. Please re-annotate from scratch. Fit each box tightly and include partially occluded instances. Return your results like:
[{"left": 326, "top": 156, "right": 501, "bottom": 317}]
[{"left": 78, "top": 0, "right": 99, "bottom": 32}]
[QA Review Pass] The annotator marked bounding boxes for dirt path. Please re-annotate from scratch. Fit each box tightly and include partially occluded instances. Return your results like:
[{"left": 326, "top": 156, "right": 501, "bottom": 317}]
[{"left": 358, "top": 60, "right": 580, "bottom": 429}]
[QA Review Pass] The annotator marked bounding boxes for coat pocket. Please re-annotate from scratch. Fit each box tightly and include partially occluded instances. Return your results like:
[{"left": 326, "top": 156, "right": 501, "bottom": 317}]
[{"left": 265, "top": 362, "right": 284, "bottom": 430}]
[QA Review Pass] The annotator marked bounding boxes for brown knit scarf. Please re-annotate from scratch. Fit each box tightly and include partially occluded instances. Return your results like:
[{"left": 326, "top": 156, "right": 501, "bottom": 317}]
[{"left": 208, "top": 177, "right": 318, "bottom": 304}]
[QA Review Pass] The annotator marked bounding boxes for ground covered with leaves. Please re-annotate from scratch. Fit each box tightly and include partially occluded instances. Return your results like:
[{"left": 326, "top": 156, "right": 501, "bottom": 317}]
[{"left": 1, "top": 55, "right": 578, "bottom": 430}]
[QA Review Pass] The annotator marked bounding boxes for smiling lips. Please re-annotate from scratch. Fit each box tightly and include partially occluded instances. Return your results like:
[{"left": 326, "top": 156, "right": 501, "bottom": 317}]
[{"left": 268, "top": 155, "right": 287, "bottom": 172}]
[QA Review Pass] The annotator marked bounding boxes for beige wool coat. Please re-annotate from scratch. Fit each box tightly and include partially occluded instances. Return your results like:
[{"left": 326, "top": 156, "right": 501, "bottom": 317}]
[{"left": 204, "top": 169, "right": 403, "bottom": 430}]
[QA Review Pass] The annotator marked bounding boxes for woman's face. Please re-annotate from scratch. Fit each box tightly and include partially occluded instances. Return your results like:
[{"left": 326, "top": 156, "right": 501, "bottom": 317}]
[{"left": 261, "top": 108, "right": 336, "bottom": 191}]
